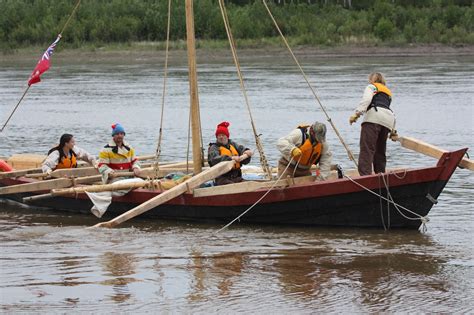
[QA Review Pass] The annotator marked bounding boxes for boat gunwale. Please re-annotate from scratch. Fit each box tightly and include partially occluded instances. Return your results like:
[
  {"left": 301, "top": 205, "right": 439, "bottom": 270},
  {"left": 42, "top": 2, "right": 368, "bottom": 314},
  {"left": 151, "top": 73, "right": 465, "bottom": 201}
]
[{"left": 0, "top": 147, "right": 467, "bottom": 207}]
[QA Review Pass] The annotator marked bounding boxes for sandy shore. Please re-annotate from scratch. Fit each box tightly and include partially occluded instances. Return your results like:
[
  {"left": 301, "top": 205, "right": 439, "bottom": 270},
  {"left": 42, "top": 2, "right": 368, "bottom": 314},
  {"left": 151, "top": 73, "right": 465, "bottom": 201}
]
[{"left": 2, "top": 43, "right": 472, "bottom": 64}]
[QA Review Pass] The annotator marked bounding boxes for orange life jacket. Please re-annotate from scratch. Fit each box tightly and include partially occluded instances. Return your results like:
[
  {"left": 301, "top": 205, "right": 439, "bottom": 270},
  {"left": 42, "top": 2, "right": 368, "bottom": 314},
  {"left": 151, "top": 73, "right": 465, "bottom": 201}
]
[
  {"left": 297, "top": 126, "right": 322, "bottom": 167},
  {"left": 219, "top": 144, "right": 240, "bottom": 169},
  {"left": 55, "top": 151, "right": 77, "bottom": 169}
]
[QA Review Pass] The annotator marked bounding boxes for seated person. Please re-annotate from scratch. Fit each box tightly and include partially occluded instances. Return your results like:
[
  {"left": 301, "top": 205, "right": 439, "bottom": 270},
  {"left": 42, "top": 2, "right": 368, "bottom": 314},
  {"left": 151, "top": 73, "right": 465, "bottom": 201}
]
[
  {"left": 42, "top": 133, "right": 97, "bottom": 175},
  {"left": 208, "top": 121, "right": 253, "bottom": 186},
  {"left": 277, "top": 121, "right": 332, "bottom": 180},
  {"left": 97, "top": 123, "right": 141, "bottom": 183}
]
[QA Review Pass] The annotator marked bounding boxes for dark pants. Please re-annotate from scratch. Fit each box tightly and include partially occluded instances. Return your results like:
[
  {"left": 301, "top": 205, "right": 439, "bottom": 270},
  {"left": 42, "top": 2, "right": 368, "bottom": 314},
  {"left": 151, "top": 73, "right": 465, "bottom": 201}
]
[
  {"left": 358, "top": 122, "right": 390, "bottom": 176},
  {"left": 214, "top": 169, "right": 243, "bottom": 186},
  {"left": 277, "top": 158, "right": 312, "bottom": 178}
]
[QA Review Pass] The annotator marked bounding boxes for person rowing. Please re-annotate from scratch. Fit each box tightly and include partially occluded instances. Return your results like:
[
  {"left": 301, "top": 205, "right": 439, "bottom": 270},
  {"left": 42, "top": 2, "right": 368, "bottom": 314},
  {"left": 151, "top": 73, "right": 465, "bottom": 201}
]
[
  {"left": 208, "top": 121, "right": 253, "bottom": 186},
  {"left": 97, "top": 123, "right": 141, "bottom": 183}
]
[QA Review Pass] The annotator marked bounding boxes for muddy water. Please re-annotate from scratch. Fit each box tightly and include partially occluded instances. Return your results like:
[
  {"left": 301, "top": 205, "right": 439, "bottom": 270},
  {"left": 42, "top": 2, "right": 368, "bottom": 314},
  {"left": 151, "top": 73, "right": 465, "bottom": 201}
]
[{"left": 0, "top": 52, "right": 473, "bottom": 312}]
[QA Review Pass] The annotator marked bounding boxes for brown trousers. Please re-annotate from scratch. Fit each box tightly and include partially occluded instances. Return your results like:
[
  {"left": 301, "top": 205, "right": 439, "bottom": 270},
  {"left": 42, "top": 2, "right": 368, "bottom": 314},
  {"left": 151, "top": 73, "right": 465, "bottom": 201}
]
[
  {"left": 277, "top": 158, "right": 312, "bottom": 178},
  {"left": 214, "top": 169, "right": 243, "bottom": 186},
  {"left": 358, "top": 122, "right": 390, "bottom": 176}
]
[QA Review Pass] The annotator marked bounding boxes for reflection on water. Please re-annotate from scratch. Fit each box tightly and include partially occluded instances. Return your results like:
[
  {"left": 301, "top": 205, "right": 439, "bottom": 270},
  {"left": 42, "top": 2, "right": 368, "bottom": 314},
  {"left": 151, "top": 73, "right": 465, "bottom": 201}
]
[
  {"left": 0, "top": 204, "right": 473, "bottom": 312},
  {"left": 0, "top": 54, "right": 473, "bottom": 312},
  {"left": 100, "top": 252, "right": 137, "bottom": 303}
]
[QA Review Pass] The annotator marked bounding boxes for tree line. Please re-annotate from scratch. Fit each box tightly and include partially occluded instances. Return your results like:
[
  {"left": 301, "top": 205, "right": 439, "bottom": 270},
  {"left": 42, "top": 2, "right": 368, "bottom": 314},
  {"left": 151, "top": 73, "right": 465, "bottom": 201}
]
[{"left": 0, "top": 0, "right": 472, "bottom": 51}]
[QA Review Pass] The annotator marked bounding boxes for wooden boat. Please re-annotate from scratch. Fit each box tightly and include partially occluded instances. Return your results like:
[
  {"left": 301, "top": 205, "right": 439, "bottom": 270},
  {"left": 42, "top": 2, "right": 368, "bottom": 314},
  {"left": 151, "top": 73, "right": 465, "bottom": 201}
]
[
  {"left": 0, "top": 147, "right": 468, "bottom": 229},
  {"left": 0, "top": 1, "right": 472, "bottom": 230}
]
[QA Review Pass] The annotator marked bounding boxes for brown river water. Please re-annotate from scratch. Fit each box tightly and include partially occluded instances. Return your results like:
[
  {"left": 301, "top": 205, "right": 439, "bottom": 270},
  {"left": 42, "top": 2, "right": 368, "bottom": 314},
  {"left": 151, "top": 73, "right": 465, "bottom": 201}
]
[{"left": 0, "top": 52, "right": 473, "bottom": 312}]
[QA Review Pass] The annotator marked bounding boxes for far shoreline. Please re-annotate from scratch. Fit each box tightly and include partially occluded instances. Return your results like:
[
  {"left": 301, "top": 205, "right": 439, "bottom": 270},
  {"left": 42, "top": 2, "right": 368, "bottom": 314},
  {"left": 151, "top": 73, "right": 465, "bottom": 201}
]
[{"left": 2, "top": 42, "right": 473, "bottom": 64}]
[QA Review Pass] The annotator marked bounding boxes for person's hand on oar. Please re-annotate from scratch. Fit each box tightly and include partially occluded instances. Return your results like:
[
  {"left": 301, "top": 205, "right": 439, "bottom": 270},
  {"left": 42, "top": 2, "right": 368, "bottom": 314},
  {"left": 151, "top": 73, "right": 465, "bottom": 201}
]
[
  {"left": 389, "top": 129, "right": 398, "bottom": 141},
  {"left": 241, "top": 150, "right": 253, "bottom": 161},
  {"left": 133, "top": 168, "right": 141, "bottom": 177}
]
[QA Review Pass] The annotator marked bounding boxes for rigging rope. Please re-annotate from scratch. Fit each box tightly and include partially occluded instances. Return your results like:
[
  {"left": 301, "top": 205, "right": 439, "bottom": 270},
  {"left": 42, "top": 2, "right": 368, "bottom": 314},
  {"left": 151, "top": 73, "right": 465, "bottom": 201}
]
[
  {"left": 186, "top": 106, "right": 192, "bottom": 173},
  {"left": 153, "top": 0, "right": 172, "bottom": 179},
  {"left": 215, "top": 156, "right": 296, "bottom": 233},
  {"left": 261, "top": 0, "right": 358, "bottom": 169},
  {"left": 59, "top": 0, "right": 82, "bottom": 36},
  {"left": 345, "top": 173, "right": 429, "bottom": 232},
  {"left": 218, "top": 0, "right": 273, "bottom": 179}
]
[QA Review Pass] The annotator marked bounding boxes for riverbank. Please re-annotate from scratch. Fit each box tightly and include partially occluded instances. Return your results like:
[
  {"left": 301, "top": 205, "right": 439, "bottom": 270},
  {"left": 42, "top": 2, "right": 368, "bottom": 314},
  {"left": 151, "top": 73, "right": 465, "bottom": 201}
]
[{"left": 2, "top": 41, "right": 473, "bottom": 64}]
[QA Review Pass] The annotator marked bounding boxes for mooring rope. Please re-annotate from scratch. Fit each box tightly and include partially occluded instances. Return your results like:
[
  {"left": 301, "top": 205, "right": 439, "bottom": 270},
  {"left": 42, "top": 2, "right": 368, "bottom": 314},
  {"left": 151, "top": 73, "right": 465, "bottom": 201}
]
[
  {"left": 153, "top": 0, "right": 172, "bottom": 179},
  {"left": 261, "top": 0, "right": 358, "bottom": 169},
  {"left": 218, "top": 0, "right": 273, "bottom": 179},
  {"left": 345, "top": 173, "right": 429, "bottom": 232},
  {"left": 215, "top": 157, "right": 296, "bottom": 233}
]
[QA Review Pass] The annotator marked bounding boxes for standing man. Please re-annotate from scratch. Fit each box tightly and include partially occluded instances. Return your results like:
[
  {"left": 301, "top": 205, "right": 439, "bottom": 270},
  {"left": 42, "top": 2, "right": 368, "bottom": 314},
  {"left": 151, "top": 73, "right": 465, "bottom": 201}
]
[
  {"left": 349, "top": 72, "right": 395, "bottom": 176},
  {"left": 208, "top": 121, "right": 253, "bottom": 186},
  {"left": 277, "top": 121, "right": 332, "bottom": 180},
  {"left": 98, "top": 123, "right": 141, "bottom": 183}
]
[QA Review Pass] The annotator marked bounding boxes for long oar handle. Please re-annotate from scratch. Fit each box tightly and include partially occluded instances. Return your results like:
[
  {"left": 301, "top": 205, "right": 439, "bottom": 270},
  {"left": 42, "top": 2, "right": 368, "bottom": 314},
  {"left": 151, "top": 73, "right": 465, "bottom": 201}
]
[
  {"left": 51, "top": 179, "right": 155, "bottom": 196},
  {"left": 0, "top": 168, "right": 42, "bottom": 179},
  {"left": 23, "top": 193, "right": 54, "bottom": 203},
  {"left": 91, "top": 161, "right": 235, "bottom": 229},
  {"left": 394, "top": 135, "right": 474, "bottom": 171}
]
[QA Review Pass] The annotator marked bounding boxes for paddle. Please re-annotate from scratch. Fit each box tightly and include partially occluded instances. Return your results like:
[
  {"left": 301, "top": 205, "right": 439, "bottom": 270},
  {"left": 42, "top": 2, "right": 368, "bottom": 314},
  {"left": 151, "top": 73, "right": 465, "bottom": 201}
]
[
  {"left": 91, "top": 160, "right": 236, "bottom": 228},
  {"left": 393, "top": 135, "right": 474, "bottom": 171}
]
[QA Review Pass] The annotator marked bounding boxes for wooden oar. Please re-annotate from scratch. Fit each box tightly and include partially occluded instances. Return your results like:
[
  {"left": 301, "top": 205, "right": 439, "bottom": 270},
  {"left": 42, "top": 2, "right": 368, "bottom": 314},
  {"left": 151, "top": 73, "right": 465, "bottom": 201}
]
[
  {"left": 2, "top": 163, "right": 204, "bottom": 196},
  {"left": 0, "top": 154, "right": 180, "bottom": 180},
  {"left": 394, "top": 136, "right": 474, "bottom": 171},
  {"left": 91, "top": 160, "right": 235, "bottom": 229},
  {"left": 0, "top": 168, "right": 43, "bottom": 180},
  {"left": 0, "top": 175, "right": 102, "bottom": 195},
  {"left": 0, "top": 171, "right": 135, "bottom": 195},
  {"left": 25, "top": 162, "right": 154, "bottom": 179},
  {"left": 24, "top": 159, "right": 201, "bottom": 179}
]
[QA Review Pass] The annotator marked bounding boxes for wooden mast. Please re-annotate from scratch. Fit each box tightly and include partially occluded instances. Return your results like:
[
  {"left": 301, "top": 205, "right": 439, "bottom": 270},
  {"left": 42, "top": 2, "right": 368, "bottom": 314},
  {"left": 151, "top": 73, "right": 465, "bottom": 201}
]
[{"left": 185, "top": 0, "right": 203, "bottom": 174}]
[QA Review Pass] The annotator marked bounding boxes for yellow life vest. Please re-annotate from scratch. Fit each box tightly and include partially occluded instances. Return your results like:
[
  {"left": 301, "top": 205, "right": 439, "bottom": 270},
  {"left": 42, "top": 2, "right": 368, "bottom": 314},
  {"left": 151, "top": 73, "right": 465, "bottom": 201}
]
[
  {"left": 373, "top": 83, "right": 392, "bottom": 97},
  {"left": 370, "top": 83, "right": 392, "bottom": 111},
  {"left": 296, "top": 126, "right": 322, "bottom": 167},
  {"left": 219, "top": 144, "right": 240, "bottom": 169},
  {"left": 56, "top": 152, "right": 77, "bottom": 169}
]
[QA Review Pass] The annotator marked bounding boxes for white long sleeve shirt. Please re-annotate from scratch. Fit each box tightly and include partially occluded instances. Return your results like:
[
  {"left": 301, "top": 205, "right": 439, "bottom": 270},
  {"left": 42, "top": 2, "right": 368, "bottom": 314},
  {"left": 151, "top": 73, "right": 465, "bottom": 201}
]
[
  {"left": 277, "top": 128, "right": 333, "bottom": 180},
  {"left": 42, "top": 146, "right": 96, "bottom": 173},
  {"left": 356, "top": 84, "right": 396, "bottom": 131}
]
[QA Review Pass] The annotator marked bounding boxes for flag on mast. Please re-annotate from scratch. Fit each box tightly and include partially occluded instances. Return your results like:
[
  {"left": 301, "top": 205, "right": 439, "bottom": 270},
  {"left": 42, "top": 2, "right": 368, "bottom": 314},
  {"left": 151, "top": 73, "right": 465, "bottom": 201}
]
[{"left": 28, "top": 35, "right": 62, "bottom": 86}]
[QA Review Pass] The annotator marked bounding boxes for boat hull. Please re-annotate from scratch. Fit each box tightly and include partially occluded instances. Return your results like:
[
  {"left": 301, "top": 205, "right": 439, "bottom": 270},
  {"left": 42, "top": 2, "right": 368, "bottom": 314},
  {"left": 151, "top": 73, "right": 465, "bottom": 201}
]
[{"left": 0, "top": 149, "right": 467, "bottom": 229}]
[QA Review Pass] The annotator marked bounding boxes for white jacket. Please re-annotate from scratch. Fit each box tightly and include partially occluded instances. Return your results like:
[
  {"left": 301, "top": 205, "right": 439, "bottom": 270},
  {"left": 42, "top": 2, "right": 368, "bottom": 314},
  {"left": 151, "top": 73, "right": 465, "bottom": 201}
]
[
  {"left": 277, "top": 128, "right": 333, "bottom": 180},
  {"left": 356, "top": 84, "right": 396, "bottom": 131}
]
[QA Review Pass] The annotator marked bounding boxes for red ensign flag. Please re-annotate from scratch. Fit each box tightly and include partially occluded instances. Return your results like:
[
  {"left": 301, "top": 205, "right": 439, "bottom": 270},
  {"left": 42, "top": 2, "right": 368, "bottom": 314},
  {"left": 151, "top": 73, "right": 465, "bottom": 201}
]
[{"left": 28, "top": 35, "right": 62, "bottom": 86}]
